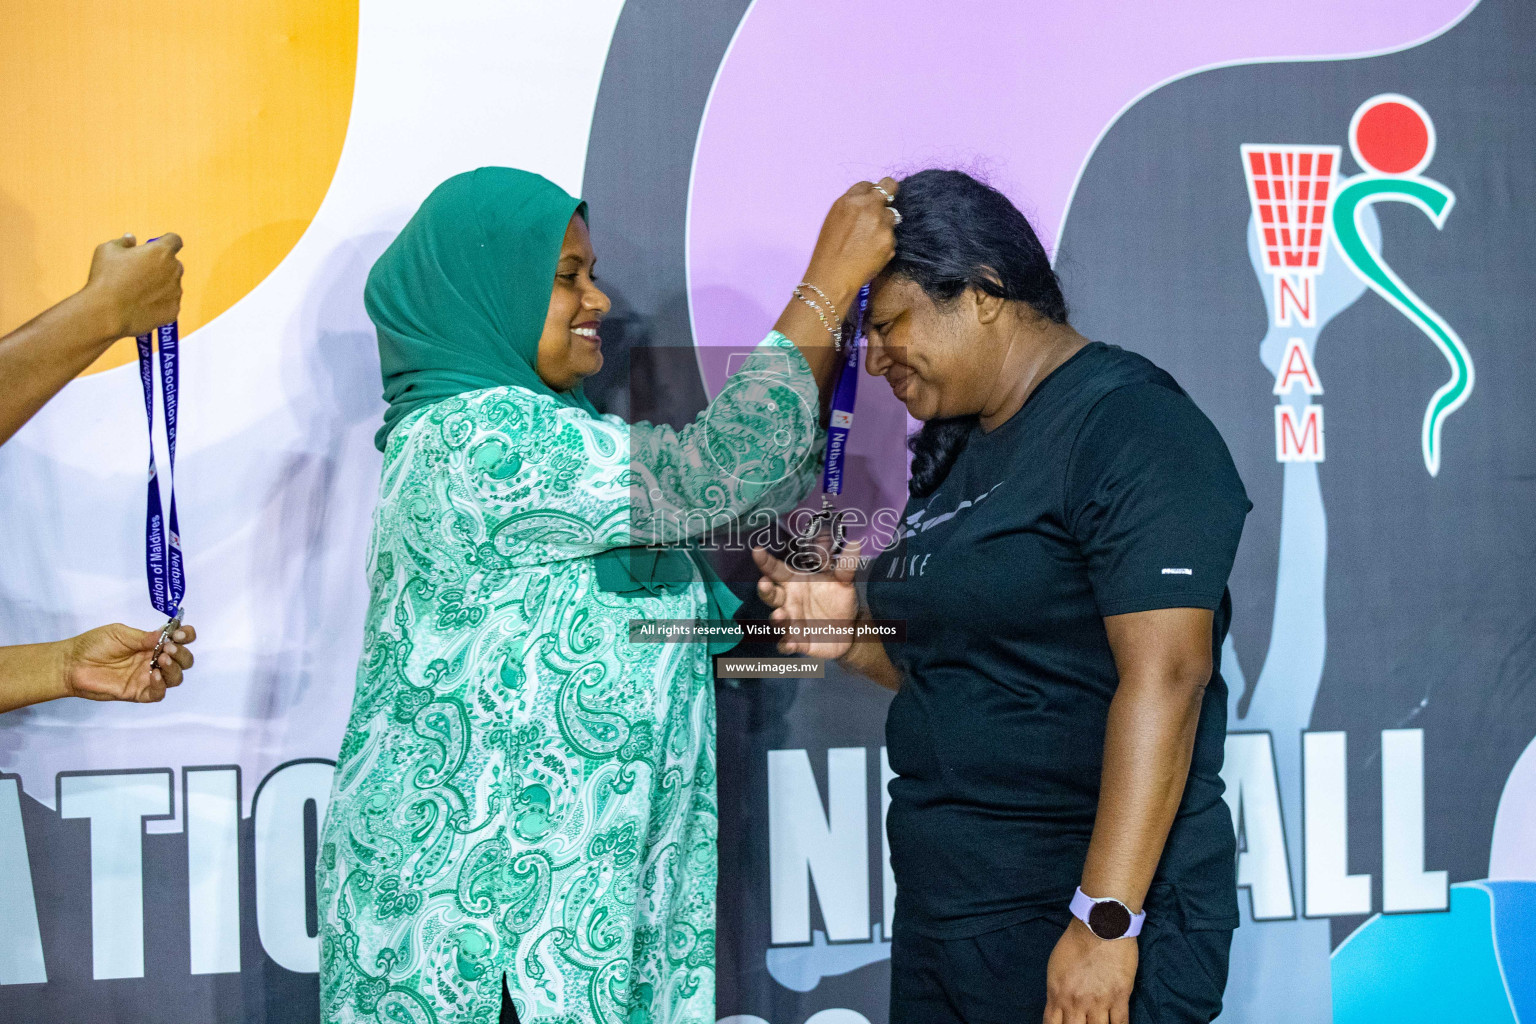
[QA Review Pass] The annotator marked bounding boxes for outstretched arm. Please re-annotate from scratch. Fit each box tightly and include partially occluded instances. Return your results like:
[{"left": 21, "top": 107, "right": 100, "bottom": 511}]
[
  {"left": 410, "top": 179, "right": 903, "bottom": 563},
  {"left": 0, "top": 623, "right": 198, "bottom": 714},
  {"left": 400, "top": 330, "right": 826, "bottom": 564},
  {"left": 0, "top": 234, "right": 183, "bottom": 446}
]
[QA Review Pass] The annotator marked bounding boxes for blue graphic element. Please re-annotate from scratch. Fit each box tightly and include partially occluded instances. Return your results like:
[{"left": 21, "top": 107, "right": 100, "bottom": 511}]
[
  {"left": 1331, "top": 882, "right": 1536, "bottom": 1024},
  {"left": 1486, "top": 881, "right": 1536, "bottom": 1022},
  {"left": 765, "top": 923, "right": 892, "bottom": 992}
]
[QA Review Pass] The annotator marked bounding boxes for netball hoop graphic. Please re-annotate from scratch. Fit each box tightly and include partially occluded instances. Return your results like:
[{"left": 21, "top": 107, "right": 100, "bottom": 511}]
[
  {"left": 1242, "top": 144, "right": 1342, "bottom": 465},
  {"left": 1241, "top": 144, "right": 1343, "bottom": 329}
]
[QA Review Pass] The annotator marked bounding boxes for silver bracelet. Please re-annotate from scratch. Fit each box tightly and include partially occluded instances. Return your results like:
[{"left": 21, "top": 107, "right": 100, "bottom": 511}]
[
  {"left": 798, "top": 281, "right": 842, "bottom": 326},
  {"left": 792, "top": 285, "right": 844, "bottom": 346}
]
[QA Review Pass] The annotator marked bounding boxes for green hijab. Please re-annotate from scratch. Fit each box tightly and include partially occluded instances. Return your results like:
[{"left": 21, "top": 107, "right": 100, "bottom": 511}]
[{"left": 367, "top": 167, "right": 742, "bottom": 654}]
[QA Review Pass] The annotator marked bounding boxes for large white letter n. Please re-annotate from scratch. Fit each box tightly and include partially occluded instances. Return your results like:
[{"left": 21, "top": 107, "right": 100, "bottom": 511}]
[{"left": 768, "top": 748, "right": 869, "bottom": 944}]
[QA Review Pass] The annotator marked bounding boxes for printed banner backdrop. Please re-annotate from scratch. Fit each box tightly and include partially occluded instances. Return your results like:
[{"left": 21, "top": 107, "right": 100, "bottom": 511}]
[{"left": 1, "top": 1, "right": 1533, "bottom": 1022}]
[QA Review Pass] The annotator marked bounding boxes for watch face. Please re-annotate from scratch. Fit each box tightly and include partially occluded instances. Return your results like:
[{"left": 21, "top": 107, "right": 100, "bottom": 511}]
[{"left": 1087, "top": 899, "right": 1132, "bottom": 940}]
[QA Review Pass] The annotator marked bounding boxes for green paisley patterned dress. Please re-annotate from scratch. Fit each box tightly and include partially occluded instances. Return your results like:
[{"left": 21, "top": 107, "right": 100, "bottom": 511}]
[{"left": 318, "top": 331, "right": 822, "bottom": 1024}]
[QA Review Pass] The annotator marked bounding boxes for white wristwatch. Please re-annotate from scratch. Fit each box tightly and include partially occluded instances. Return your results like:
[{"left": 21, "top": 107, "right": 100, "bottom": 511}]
[{"left": 1070, "top": 886, "right": 1146, "bottom": 940}]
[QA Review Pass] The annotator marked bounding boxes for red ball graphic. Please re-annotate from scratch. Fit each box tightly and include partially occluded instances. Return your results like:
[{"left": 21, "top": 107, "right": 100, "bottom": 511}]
[{"left": 1352, "top": 97, "right": 1433, "bottom": 175}]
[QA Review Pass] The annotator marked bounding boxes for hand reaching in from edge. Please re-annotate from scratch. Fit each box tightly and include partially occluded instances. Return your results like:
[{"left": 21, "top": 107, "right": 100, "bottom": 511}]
[
  {"left": 65, "top": 622, "right": 197, "bottom": 704},
  {"left": 83, "top": 233, "right": 184, "bottom": 340}
]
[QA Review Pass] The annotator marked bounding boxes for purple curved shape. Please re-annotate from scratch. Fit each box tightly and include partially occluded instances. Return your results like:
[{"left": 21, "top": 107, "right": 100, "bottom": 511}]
[{"left": 688, "top": 0, "right": 1475, "bottom": 527}]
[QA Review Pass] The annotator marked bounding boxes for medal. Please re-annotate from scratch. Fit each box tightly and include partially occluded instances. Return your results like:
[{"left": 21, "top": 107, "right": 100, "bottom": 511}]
[
  {"left": 151, "top": 606, "right": 183, "bottom": 667},
  {"left": 793, "top": 284, "right": 867, "bottom": 554},
  {"left": 135, "top": 314, "right": 186, "bottom": 660}
]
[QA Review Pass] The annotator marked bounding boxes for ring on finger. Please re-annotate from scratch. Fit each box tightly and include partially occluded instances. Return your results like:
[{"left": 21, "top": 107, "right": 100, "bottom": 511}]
[
  {"left": 870, "top": 182, "right": 894, "bottom": 203},
  {"left": 889, "top": 206, "right": 903, "bottom": 227}
]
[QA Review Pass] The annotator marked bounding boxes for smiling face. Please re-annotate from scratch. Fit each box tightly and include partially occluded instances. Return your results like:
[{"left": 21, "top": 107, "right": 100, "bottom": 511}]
[
  {"left": 863, "top": 273, "right": 1003, "bottom": 421},
  {"left": 535, "top": 213, "right": 611, "bottom": 392}
]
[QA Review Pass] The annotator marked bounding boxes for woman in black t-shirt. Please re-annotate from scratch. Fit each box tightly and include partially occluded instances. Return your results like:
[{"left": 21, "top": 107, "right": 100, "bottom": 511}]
[{"left": 754, "top": 170, "right": 1251, "bottom": 1024}]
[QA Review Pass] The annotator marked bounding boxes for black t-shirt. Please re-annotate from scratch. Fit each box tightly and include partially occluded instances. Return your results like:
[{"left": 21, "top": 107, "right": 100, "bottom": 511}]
[{"left": 867, "top": 341, "right": 1251, "bottom": 939}]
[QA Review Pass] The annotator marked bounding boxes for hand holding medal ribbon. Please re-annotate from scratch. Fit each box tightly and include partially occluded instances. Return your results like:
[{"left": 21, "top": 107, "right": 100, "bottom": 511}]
[
  {"left": 786, "top": 176, "right": 901, "bottom": 568},
  {"left": 135, "top": 238, "right": 186, "bottom": 669},
  {"left": 0, "top": 232, "right": 197, "bottom": 710}
]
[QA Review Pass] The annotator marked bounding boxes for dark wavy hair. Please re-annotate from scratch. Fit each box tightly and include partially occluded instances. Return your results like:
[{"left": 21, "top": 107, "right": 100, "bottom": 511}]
[{"left": 889, "top": 169, "right": 1068, "bottom": 498}]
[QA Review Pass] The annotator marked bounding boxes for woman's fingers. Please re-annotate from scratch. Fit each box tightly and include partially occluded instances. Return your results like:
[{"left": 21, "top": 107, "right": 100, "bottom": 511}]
[
  {"left": 753, "top": 544, "right": 821, "bottom": 584},
  {"left": 138, "top": 673, "right": 166, "bottom": 703},
  {"left": 752, "top": 545, "right": 793, "bottom": 583},
  {"left": 847, "top": 179, "right": 882, "bottom": 201},
  {"left": 809, "top": 178, "right": 899, "bottom": 295},
  {"left": 148, "top": 232, "right": 184, "bottom": 255},
  {"left": 864, "top": 176, "right": 900, "bottom": 207}
]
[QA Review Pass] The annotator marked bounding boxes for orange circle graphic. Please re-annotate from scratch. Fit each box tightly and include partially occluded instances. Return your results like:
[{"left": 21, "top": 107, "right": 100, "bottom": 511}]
[{"left": 0, "top": 0, "right": 359, "bottom": 374}]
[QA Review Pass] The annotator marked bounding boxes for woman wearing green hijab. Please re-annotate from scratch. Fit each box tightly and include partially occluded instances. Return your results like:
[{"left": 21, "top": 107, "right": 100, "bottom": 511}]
[{"left": 317, "top": 167, "right": 897, "bottom": 1024}]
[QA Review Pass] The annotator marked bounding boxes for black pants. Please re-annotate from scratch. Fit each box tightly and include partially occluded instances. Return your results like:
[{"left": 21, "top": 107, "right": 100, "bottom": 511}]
[
  {"left": 890, "top": 913, "right": 1232, "bottom": 1024},
  {"left": 500, "top": 975, "right": 520, "bottom": 1024}
]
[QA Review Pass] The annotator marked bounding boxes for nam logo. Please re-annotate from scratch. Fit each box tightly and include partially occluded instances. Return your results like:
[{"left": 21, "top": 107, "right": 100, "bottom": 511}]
[{"left": 1241, "top": 94, "right": 1472, "bottom": 475}]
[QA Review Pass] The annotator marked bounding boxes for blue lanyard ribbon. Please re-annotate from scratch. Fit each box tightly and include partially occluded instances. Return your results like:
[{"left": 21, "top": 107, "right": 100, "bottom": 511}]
[
  {"left": 135, "top": 321, "right": 185, "bottom": 618},
  {"left": 819, "top": 284, "right": 867, "bottom": 498}
]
